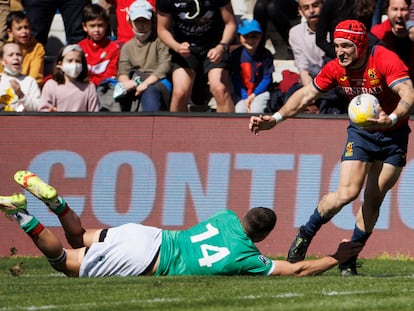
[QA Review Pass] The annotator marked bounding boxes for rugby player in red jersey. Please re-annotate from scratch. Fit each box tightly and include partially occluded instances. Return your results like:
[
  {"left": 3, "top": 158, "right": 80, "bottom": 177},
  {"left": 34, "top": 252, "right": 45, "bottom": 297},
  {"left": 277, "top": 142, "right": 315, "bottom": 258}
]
[{"left": 249, "top": 19, "right": 414, "bottom": 275}]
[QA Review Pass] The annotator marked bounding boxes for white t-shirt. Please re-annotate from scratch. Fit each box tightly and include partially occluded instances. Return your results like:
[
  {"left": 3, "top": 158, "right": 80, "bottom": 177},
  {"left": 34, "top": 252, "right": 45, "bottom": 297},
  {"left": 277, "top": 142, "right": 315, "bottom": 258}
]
[{"left": 0, "top": 73, "right": 41, "bottom": 111}]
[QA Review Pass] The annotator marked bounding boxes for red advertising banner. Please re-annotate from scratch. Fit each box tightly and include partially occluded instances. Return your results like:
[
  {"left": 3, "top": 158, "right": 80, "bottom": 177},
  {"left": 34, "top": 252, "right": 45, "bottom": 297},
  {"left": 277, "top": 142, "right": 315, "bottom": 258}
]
[{"left": 1, "top": 114, "right": 414, "bottom": 259}]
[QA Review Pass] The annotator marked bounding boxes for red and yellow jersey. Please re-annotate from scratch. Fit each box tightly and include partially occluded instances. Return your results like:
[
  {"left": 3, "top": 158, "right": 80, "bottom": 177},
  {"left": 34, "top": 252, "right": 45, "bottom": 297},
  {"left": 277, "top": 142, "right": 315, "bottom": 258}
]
[{"left": 313, "top": 45, "right": 410, "bottom": 116}]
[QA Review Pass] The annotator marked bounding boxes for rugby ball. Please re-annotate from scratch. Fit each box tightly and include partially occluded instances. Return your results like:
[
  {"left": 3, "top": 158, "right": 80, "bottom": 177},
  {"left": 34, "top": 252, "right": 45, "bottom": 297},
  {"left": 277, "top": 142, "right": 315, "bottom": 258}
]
[{"left": 348, "top": 94, "right": 379, "bottom": 127}]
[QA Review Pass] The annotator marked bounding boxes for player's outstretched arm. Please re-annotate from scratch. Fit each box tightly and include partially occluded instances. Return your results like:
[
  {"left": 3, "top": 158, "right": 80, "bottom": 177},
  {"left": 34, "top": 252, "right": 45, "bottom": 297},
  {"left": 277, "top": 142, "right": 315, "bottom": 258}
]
[
  {"left": 270, "top": 241, "right": 363, "bottom": 276},
  {"left": 249, "top": 84, "right": 322, "bottom": 135}
]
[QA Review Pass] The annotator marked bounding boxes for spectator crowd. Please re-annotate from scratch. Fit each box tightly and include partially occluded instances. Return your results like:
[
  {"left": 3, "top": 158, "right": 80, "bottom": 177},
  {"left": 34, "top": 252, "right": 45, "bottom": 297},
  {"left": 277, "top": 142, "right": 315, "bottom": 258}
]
[{"left": 0, "top": 0, "right": 412, "bottom": 113}]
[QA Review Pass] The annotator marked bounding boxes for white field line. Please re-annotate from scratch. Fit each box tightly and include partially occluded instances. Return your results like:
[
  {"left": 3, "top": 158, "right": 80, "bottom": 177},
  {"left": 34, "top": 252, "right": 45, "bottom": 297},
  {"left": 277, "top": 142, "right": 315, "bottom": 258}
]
[{"left": 2, "top": 288, "right": 414, "bottom": 311}]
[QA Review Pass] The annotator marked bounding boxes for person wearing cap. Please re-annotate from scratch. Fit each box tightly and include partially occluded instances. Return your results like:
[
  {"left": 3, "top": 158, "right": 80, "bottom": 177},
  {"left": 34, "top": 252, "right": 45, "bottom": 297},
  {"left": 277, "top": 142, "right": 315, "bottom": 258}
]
[
  {"left": 249, "top": 19, "right": 414, "bottom": 275},
  {"left": 115, "top": 0, "right": 172, "bottom": 111},
  {"left": 156, "top": 0, "right": 236, "bottom": 112},
  {"left": 230, "top": 19, "right": 274, "bottom": 113}
]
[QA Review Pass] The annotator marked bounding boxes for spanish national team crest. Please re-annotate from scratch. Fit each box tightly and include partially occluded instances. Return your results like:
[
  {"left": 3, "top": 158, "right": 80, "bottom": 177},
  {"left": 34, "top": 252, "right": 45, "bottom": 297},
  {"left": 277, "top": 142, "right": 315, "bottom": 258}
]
[
  {"left": 345, "top": 142, "right": 354, "bottom": 157},
  {"left": 368, "top": 68, "right": 379, "bottom": 85}
]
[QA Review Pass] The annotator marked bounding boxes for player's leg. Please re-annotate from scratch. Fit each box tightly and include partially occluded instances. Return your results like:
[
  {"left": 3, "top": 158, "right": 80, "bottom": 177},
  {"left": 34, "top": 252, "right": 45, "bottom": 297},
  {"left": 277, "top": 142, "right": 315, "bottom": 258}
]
[
  {"left": 339, "top": 162, "right": 402, "bottom": 275},
  {"left": 0, "top": 194, "right": 83, "bottom": 277},
  {"left": 169, "top": 67, "right": 195, "bottom": 112},
  {"left": 287, "top": 160, "right": 368, "bottom": 263},
  {"left": 13, "top": 171, "right": 103, "bottom": 248},
  {"left": 358, "top": 162, "right": 402, "bottom": 232},
  {"left": 207, "top": 67, "right": 234, "bottom": 112}
]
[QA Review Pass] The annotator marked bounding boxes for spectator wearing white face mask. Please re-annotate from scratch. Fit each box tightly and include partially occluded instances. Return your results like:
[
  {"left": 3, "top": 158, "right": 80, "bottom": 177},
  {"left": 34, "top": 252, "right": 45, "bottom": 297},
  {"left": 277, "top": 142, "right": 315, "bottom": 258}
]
[
  {"left": 115, "top": 0, "right": 172, "bottom": 112},
  {"left": 40, "top": 44, "right": 100, "bottom": 112}
]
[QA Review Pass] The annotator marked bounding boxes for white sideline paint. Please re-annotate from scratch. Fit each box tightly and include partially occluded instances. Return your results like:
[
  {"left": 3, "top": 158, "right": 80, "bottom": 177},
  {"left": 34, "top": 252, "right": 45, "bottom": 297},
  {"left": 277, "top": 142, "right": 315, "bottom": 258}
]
[{"left": 4, "top": 288, "right": 414, "bottom": 310}]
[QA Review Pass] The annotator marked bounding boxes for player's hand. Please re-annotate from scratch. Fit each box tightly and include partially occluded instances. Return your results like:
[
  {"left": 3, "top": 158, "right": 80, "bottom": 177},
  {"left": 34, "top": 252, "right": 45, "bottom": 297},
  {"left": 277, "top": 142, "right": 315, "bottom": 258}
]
[
  {"left": 331, "top": 241, "right": 363, "bottom": 265},
  {"left": 249, "top": 115, "right": 277, "bottom": 135},
  {"left": 362, "top": 105, "right": 394, "bottom": 130}
]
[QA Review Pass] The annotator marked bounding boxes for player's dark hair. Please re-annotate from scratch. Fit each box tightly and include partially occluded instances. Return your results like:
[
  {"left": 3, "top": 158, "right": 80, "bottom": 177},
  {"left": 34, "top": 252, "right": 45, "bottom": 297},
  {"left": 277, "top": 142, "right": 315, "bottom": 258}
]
[
  {"left": 82, "top": 3, "right": 110, "bottom": 24},
  {"left": 242, "top": 207, "right": 277, "bottom": 242}
]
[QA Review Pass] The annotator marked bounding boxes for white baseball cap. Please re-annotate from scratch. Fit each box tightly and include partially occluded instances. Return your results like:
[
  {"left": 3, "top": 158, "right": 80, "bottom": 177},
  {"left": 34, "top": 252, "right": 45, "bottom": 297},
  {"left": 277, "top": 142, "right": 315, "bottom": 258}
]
[{"left": 128, "top": 0, "right": 153, "bottom": 21}]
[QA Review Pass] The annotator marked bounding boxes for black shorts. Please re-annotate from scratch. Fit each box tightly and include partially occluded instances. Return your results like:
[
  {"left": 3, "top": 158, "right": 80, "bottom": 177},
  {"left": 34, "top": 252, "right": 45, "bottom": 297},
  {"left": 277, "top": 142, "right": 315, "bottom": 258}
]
[
  {"left": 170, "top": 46, "right": 230, "bottom": 75},
  {"left": 341, "top": 123, "right": 411, "bottom": 167}
]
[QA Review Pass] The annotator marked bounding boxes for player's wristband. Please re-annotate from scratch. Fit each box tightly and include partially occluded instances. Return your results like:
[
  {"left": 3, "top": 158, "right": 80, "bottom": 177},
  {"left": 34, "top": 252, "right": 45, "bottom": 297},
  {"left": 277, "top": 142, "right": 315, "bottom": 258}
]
[
  {"left": 389, "top": 113, "right": 398, "bottom": 126},
  {"left": 272, "top": 112, "right": 283, "bottom": 124}
]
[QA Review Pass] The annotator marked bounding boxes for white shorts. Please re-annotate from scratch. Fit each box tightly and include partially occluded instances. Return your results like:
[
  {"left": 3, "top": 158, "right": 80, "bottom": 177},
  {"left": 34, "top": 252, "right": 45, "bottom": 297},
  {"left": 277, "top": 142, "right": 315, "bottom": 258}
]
[{"left": 79, "top": 223, "right": 162, "bottom": 277}]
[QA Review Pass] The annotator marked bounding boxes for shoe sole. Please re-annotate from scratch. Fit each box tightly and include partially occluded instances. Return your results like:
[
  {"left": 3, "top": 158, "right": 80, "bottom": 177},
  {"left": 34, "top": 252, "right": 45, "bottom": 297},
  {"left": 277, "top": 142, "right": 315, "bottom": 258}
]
[
  {"left": 14, "top": 171, "right": 57, "bottom": 203},
  {"left": 0, "top": 193, "right": 27, "bottom": 215}
]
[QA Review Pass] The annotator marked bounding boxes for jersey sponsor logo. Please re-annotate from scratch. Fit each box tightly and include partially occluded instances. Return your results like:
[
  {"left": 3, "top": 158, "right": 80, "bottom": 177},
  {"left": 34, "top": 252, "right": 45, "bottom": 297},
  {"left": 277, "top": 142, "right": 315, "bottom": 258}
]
[
  {"left": 341, "top": 86, "right": 383, "bottom": 96},
  {"left": 344, "top": 142, "right": 354, "bottom": 157},
  {"left": 258, "top": 255, "right": 271, "bottom": 266}
]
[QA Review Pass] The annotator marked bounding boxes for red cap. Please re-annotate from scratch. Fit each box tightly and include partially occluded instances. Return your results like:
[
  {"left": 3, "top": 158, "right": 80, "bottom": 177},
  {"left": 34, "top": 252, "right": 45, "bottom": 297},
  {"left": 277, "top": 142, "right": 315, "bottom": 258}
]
[{"left": 333, "top": 19, "right": 368, "bottom": 57}]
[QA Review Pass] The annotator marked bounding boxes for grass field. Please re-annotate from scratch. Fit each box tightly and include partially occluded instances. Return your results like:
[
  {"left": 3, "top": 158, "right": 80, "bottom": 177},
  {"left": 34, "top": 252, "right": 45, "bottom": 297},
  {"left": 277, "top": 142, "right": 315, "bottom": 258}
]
[{"left": 1, "top": 256, "right": 414, "bottom": 311}]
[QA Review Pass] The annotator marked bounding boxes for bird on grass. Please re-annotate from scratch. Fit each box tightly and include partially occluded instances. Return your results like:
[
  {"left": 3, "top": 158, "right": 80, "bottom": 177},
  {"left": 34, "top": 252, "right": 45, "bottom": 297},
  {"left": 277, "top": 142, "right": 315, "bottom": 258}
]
[{"left": 9, "top": 262, "right": 24, "bottom": 277}]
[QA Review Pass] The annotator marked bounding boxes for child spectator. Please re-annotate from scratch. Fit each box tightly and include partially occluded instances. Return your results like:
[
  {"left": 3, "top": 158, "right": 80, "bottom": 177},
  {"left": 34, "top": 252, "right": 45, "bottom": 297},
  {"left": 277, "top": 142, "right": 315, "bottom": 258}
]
[
  {"left": 40, "top": 44, "right": 100, "bottom": 112},
  {"left": 230, "top": 19, "right": 274, "bottom": 113},
  {"left": 5, "top": 10, "right": 45, "bottom": 86},
  {"left": 79, "top": 4, "right": 120, "bottom": 87},
  {"left": 0, "top": 42, "right": 41, "bottom": 111},
  {"left": 116, "top": 0, "right": 171, "bottom": 112},
  {"left": 0, "top": 0, "right": 23, "bottom": 45},
  {"left": 78, "top": 3, "right": 120, "bottom": 111},
  {"left": 100, "top": 0, "right": 155, "bottom": 45}
]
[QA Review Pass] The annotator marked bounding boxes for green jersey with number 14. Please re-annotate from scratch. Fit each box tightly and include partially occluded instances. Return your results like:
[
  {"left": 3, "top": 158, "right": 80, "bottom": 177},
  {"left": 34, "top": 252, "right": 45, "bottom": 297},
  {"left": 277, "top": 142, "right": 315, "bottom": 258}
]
[{"left": 156, "top": 210, "right": 274, "bottom": 276}]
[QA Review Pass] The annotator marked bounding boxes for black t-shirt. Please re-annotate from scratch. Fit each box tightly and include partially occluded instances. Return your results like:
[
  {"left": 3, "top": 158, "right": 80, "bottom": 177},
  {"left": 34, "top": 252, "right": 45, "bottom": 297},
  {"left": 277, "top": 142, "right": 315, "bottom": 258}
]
[{"left": 157, "top": 0, "right": 229, "bottom": 49}]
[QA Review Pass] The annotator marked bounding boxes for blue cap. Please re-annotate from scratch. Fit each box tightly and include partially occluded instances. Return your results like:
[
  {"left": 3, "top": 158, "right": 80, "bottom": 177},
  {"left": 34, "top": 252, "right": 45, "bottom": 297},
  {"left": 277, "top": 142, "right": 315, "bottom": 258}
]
[{"left": 237, "top": 19, "right": 262, "bottom": 35}]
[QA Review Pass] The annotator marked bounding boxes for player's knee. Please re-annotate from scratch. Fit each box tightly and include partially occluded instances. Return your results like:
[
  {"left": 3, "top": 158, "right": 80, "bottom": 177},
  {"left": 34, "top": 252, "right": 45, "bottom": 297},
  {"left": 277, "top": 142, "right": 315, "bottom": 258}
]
[
  {"left": 48, "top": 249, "right": 68, "bottom": 273},
  {"left": 337, "top": 187, "right": 360, "bottom": 205},
  {"left": 65, "top": 231, "right": 85, "bottom": 249}
]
